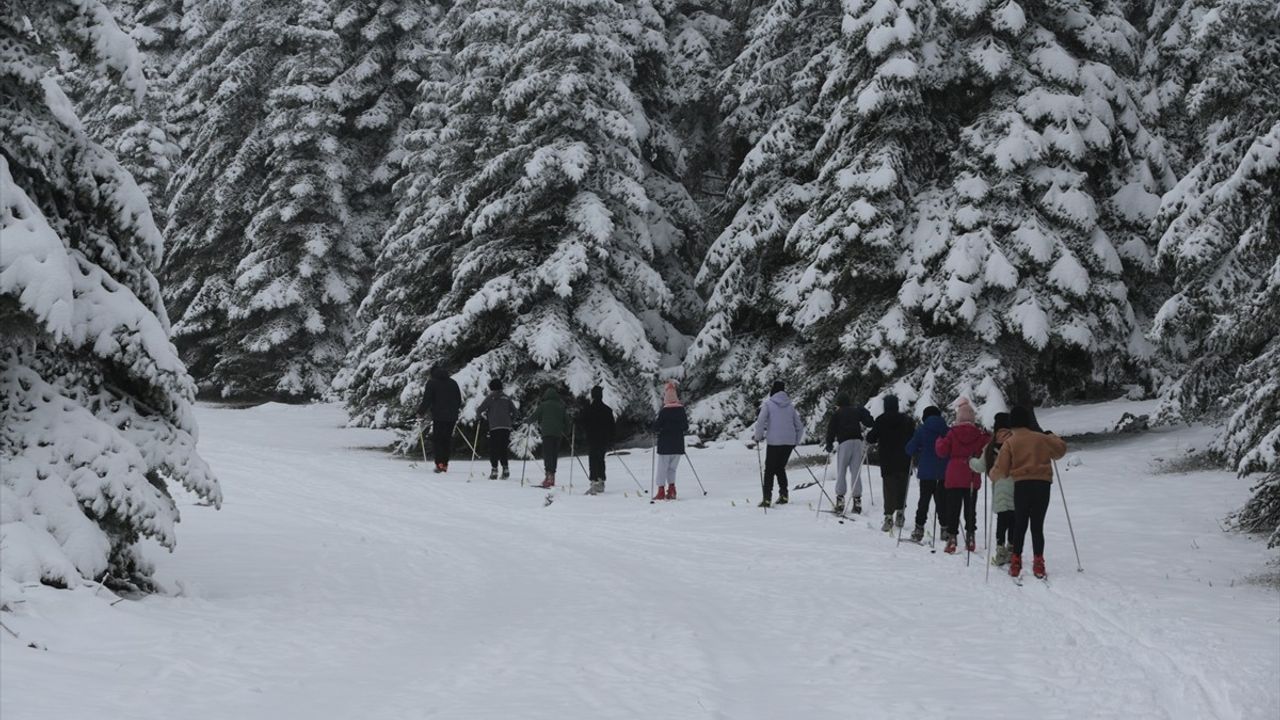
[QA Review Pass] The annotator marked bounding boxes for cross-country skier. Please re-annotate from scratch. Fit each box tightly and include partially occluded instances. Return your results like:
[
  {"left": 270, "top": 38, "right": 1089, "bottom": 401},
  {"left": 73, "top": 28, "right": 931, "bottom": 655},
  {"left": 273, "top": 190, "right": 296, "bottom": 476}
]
[
  {"left": 579, "top": 385, "right": 616, "bottom": 495},
  {"left": 904, "top": 405, "right": 948, "bottom": 542},
  {"left": 990, "top": 406, "right": 1067, "bottom": 579},
  {"left": 865, "top": 395, "right": 915, "bottom": 531},
  {"left": 477, "top": 378, "right": 516, "bottom": 479},
  {"left": 935, "top": 397, "right": 991, "bottom": 554},
  {"left": 823, "top": 394, "right": 874, "bottom": 514},
  {"left": 534, "top": 387, "right": 570, "bottom": 488},
  {"left": 754, "top": 380, "right": 804, "bottom": 507},
  {"left": 969, "top": 412, "right": 1014, "bottom": 566},
  {"left": 417, "top": 364, "right": 462, "bottom": 473},
  {"left": 651, "top": 381, "right": 687, "bottom": 500}
]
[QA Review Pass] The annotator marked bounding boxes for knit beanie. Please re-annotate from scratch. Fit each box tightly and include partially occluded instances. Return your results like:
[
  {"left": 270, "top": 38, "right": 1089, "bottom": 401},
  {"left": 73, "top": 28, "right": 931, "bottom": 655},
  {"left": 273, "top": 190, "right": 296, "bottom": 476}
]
[{"left": 954, "top": 397, "right": 976, "bottom": 424}]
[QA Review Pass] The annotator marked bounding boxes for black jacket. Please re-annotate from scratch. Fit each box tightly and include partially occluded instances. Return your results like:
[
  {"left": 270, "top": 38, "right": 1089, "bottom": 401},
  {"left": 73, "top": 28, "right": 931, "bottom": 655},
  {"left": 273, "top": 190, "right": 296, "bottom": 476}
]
[
  {"left": 652, "top": 405, "right": 688, "bottom": 455},
  {"left": 579, "top": 400, "right": 616, "bottom": 447},
  {"left": 417, "top": 367, "right": 461, "bottom": 422},
  {"left": 825, "top": 404, "right": 874, "bottom": 447},
  {"left": 866, "top": 396, "right": 915, "bottom": 473}
]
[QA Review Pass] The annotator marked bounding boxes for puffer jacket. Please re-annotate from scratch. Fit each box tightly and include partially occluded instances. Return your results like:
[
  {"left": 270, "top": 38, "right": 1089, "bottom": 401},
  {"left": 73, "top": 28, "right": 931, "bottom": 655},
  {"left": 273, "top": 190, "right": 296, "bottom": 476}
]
[
  {"left": 904, "top": 415, "right": 949, "bottom": 480},
  {"left": 535, "top": 388, "right": 570, "bottom": 438},
  {"left": 754, "top": 392, "right": 804, "bottom": 446},
  {"left": 936, "top": 422, "right": 991, "bottom": 490}
]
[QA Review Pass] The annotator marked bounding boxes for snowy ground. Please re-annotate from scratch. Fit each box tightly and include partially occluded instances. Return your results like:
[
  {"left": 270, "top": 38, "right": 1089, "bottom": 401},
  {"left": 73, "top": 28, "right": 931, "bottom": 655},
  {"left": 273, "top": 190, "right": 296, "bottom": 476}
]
[{"left": 2, "top": 401, "right": 1277, "bottom": 720}]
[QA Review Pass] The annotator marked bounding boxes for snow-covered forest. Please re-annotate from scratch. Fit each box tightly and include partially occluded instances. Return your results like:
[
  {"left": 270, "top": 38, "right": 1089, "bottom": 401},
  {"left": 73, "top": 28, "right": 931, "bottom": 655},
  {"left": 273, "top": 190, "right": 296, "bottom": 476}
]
[{"left": 3, "top": 0, "right": 1276, "bottom": 591}]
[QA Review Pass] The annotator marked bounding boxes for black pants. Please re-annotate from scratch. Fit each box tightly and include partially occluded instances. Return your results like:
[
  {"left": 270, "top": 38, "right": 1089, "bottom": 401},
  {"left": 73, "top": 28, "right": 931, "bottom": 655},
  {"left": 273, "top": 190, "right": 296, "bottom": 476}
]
[
  {"left": 882, "top": 468, "right": 909, "bottom": 515},
  {"left": 489, "top": 429, "right": 510, "bottom": 469},
  {"left": 942, "top": 487, "right": 977, "bottom": 538},
  {"left": 432, "top": 420, "right": 456, "bottom": 466},
  {"left": 914, "top": 478, "right": 943, "bottom": 528},
  {"left": 996, "top": 510, "right": 1014, "bottom": 545},
  {"left": 763, "top": 444, "right": 793, "bottom": 499},
  {"left": 1012, "top": 480, "right": 1052, "bottom": 556},
  {"left": 542, "top": 435, "right": 561, "bottom": 474},
  {"left": 588, "top": 445, "right": 607, "bottom": 481}
]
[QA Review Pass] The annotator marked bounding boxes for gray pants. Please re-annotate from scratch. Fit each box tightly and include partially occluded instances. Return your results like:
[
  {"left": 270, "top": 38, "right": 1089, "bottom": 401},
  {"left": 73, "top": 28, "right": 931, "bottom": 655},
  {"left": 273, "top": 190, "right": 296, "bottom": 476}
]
[
  {"left": 834, "top": 439, "right": 864, "bottom": 498},
  {"left": 655, "top": 454, "right": 681, "bottom": 486}
]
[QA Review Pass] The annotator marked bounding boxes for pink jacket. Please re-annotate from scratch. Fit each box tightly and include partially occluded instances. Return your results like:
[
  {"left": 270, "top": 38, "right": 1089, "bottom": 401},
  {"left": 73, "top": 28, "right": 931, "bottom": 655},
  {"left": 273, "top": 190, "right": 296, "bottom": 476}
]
[{"left": 935, "top": 423, "right": 991, "bottom": 490}]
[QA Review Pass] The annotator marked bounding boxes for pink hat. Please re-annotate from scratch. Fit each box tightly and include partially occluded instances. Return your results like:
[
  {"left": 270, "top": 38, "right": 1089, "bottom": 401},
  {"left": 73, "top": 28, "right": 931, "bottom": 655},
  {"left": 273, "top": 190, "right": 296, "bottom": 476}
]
[
  {"left": 663, "top": 381, "right": 682, "bottom": 407},
  {"left": 954, "top": 397, "right": 976, "bottom": 424}
]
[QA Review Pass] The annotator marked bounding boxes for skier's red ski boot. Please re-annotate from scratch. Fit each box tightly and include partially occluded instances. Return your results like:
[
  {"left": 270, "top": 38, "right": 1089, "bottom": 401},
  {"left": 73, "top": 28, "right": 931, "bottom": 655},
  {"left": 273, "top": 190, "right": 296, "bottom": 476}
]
[
  {"left": 966, "top": 535, "right": 976, "bottom": 553},
  {"left": 666, "top": 484, "right": 677, "bottom": 500},
  {"left": 1032, "top": 555, "right": 1047, "bottom": 579},
  {"left": 654, "top": 485, "right": 667, "bottom": 500},
  {"left": 1009, "top": 554, "right": 1023, "bottom": 578},
  {"left": 944, "top": 535, "right": 958, "bottom": 554},
  {"left": 538, "top": 474, "right": 555, "bottom": 489}
]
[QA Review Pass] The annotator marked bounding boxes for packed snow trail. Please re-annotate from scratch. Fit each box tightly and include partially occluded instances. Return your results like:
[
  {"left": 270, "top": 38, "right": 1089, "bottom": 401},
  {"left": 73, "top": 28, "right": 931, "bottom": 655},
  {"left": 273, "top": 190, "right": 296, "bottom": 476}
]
[{"left": 2, "top": 403, "right": 1277, "bottom": 720}]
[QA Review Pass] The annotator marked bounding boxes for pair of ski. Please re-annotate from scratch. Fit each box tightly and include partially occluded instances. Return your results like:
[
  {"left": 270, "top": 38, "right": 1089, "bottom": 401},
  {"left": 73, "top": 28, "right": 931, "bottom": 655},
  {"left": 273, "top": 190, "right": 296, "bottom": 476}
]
[{"left": 1012, "top": 572, "right": 1049, "bottom": 587}]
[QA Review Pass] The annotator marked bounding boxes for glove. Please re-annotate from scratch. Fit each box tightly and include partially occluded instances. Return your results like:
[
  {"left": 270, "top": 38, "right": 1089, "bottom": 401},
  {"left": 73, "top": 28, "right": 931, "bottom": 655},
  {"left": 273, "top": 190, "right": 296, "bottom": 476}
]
[{"left": 824, "top": 443, "right": 833, "bottom": 453}]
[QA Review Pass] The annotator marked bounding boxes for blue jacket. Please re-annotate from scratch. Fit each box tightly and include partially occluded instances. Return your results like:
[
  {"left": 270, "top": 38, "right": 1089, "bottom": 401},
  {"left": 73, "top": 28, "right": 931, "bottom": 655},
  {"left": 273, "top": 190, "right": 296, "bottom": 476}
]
[{"left": 904, "top": 415, "right": 949, "bottom": 480}]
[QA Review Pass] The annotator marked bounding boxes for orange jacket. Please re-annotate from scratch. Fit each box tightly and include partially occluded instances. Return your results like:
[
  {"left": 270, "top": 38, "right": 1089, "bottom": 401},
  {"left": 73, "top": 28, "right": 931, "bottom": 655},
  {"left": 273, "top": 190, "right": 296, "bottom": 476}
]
[{"left": 990, "top": 428, "right": 1067, "bottom": 482}]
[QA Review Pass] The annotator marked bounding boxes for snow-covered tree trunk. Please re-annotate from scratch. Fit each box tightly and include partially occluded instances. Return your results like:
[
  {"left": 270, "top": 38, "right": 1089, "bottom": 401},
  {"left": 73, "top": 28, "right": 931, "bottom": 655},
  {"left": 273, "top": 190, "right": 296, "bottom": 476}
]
[{"left": 1, "top": 0, "right": 220, "bottom": 594}]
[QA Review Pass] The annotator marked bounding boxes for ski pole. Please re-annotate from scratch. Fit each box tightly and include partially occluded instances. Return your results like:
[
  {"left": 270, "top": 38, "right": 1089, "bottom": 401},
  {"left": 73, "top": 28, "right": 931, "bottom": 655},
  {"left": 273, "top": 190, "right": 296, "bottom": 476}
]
[
  {"left": 862, "top": 449, "right": 875, "bottom": 506},
  {"left": 1053, "top": 459, "right": 1084, "bottom": 572},
  {"left": 800, "top": 451, "right": 839, "bottom": 510},
  {"left": 454, "top": 423, "right": 480, "bottom": 478},
  {"left": 609, "top": 451, "right": 647, "bottom": 494},
  {"left": 966, "top": 484, "right": 975, "bottom": 567},
  {"left": 465, "top": 422, "right": 481, "bottom": 481},
  {"left": 755, "top": 441, "right": 766, "bottom": 513},
  {"left": 984, "top": 474, "right": 993, "bottom": 584},
  {"left": 419, "top": 424, "right": 429, "bottom": 465},
  {"left": 815, "top": 450, "right": 832, "bottom": 519},
  {"left": 649, "top": 442, "right": 657, "bottom": 504},
  {"left": 930, "top": 495, "right": 939, "bottom": 554},
  {"left": 519, "top": 427, "right": 531, "bottom": 487},
  {"left": 574, "top": 452, "right": 591, "bottom": 481},
  {"left": 682, "top": 452, "right": 708, "bottom": 496},
  {"left": 568, "top": 425, "right": 576, "bottom": 494}
]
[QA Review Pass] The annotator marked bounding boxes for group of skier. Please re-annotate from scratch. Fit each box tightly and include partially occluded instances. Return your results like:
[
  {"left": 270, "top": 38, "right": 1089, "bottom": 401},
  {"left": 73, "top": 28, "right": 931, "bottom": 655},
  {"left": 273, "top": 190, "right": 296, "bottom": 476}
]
[{"left": 417, "top": 365, "right": 1068, "bottom": 579}]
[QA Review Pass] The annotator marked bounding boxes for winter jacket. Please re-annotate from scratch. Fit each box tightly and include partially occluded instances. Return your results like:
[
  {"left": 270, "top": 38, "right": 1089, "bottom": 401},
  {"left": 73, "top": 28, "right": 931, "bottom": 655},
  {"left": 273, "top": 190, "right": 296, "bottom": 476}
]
[
  {"left": 825, "top": 403, "right": 874, "bottom": 449},
  {"left": 534, "top": 388, "right": 570, "bottom": 439},
  {"left": 990, "top": 428, "right": 1067, "bottom": 483},
  {"left": 653, "top": 405, "right": 688, "bottom": 455},
  {"left": 904, "top": 415, "right": 949, "bottom": 480},
  {"left": 969, "top": 437, "right": 1014, "bottom": 512},
  {"left": 754, "top": 392, "right": 804, "bottom": 446},
  {"left": 417, "top": 367, "right": 461, "bottom": 422},
  {"left": 936, "top": 423, "right": 992, "bottom": 490},
  {"left": 579, "top": 399, "right": 616, "bottom": 448},
  {"left": 866, "top": 396, "right": 915, "bottom": 473},
  {"left": 478, "top": 392, "right": 516, "bottom": 430}
]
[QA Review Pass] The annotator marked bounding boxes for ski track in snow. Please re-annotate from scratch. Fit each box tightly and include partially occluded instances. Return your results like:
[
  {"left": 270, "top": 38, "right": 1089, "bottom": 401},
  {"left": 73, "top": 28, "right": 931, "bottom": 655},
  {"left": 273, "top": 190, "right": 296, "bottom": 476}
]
[{"left": 2, "top": 402, "right": 1277, "bottom": 720}]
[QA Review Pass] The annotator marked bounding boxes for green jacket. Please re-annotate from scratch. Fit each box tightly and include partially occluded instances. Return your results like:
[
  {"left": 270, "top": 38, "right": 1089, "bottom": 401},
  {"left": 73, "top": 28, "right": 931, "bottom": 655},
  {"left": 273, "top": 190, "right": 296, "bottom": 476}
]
[{"left": 535, "top": 388, "right": 570, "bottom": 438}]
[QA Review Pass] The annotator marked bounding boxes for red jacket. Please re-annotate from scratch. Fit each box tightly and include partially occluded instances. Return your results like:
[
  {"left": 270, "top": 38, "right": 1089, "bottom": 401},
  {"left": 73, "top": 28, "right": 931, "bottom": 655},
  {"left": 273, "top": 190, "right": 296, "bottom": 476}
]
[{"left": 935, "top": 423, "right": 992, "bottom": 490}]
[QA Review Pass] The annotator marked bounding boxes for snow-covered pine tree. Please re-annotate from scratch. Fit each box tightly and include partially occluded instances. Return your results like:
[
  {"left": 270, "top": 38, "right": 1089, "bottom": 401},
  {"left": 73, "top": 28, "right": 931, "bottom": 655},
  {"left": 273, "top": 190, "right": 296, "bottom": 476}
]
[
  {"left": 166, "top": 0, "right": 384, "bottom": 398},
  {"left": 343, "top": 0, "right": 699, "bottom": 430},
  {"left": 871, "top": 0, "right": 1170, "bottom": 418},
  {"left": 682, "top": 0, "right": 843, "bottom": 435},
  {"left": 1148, "top": 0, "right": 1280, "bottom": 545},
  {"left": 1, "top": 0, "right": 220, "bottom": 593}
]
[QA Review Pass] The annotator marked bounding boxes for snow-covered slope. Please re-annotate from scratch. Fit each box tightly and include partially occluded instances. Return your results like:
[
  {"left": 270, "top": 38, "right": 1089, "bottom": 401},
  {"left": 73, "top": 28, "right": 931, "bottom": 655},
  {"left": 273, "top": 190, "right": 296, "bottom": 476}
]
[{"left": 2, "top": 401, "right": 1276, "bottom": 719}]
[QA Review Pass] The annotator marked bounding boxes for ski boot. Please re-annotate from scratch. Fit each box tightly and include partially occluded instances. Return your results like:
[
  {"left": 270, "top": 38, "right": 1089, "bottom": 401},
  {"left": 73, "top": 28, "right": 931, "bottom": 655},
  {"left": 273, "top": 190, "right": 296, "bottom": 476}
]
[
  {"left": 944, "top": 533, "right": 958, "bottom": 554},
  {"left": 666, "top": 484, "right": 677, "bottom": 500},
  {"left": 851, "top": 497, "right": 862, "bottom": 515},
  {"left": 538, "top": 473, "right": 555, "bottom": 489},
  {"left": 655, "top": 485, "right": 667, "bottom": 500},
  {"left": 585, "top": 480, "right": 604, "bottom": 496},
  {"left": 910, "top": 525, "right": 925, "bottom": 543},
  {"left": 501, "top": 467, "right": 510, "bottom": 480},
  {"left": 758, "top": 497, "right": 771, "bottom": 508},
  {"left": 834, "top": 495, "right": 845, "bottom": 514},
  {"left": 894, "top": 510, "right": 905, "bottom": 528},
  {"left": 965, "top": 534, "right": 976, "bottom": 553},
  {"left": 776, "top": 493, "right": 788, "bottom": 505},
  {"left": 992, "top": 544, "right": 1011, "bottom": 567},
  {"left": 1009, "top": 553, "right": 1023, "bottom": 578},
  {"left": 434, "top": 463, "right": 447, "bottom": 474},
  {"left": 489, "top": 468, "right": 499, "bottom": 480},
  {"left": 1032, "top": 555, "right": 1047, "bottom": 579},
  {"left": 880, "top": 515, "right": 894, "bottom": 532}
]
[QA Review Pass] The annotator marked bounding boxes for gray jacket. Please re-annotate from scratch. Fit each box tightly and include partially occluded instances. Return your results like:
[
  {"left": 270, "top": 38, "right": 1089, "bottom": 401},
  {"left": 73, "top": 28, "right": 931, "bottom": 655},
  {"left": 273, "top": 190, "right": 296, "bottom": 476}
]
[
  {"left": 753, "top": 392, "right": 804, "bottom": 446},
  {"left": 478, "top": 392, "right": 516, "bottom": 430}
]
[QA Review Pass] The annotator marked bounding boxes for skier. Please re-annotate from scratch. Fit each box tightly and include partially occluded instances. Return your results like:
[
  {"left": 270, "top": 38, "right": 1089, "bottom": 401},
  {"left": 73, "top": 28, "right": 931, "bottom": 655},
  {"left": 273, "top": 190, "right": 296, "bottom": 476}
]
[
  {"left": 416, "top": 364, "right": 462, "bottom": 473},
  {"left": 477, "top": 378, "right": 517, "bottom": 479},
  {"left": 865, "top": 395, "right": 915, "bottom": 531},
  {"left": 823, "top": 394, "right": 874, "bottom": 514},
  {"left": 753, "top": 380, "right": 804, "bottom": 507},
  {"left": 533, "top": 386, "right": 570, "bottom": 489},
  {"left": 651, "top": 381, "right": 688, "bottom": 500},
  {"left": 579, "top": 385, "right": 616, "bottom": 496},
  {"left": 969, "top": 412, "right": 1014, "bottom": 565},
  {"left": 934, "top": 397, "right": 991, "bottom": 554},
  {"left": 903, "top": 405, "right": 948, "bottom": 542},
  {"left": 989, "top": 405, "right": 1067, "bottom": 579}
]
